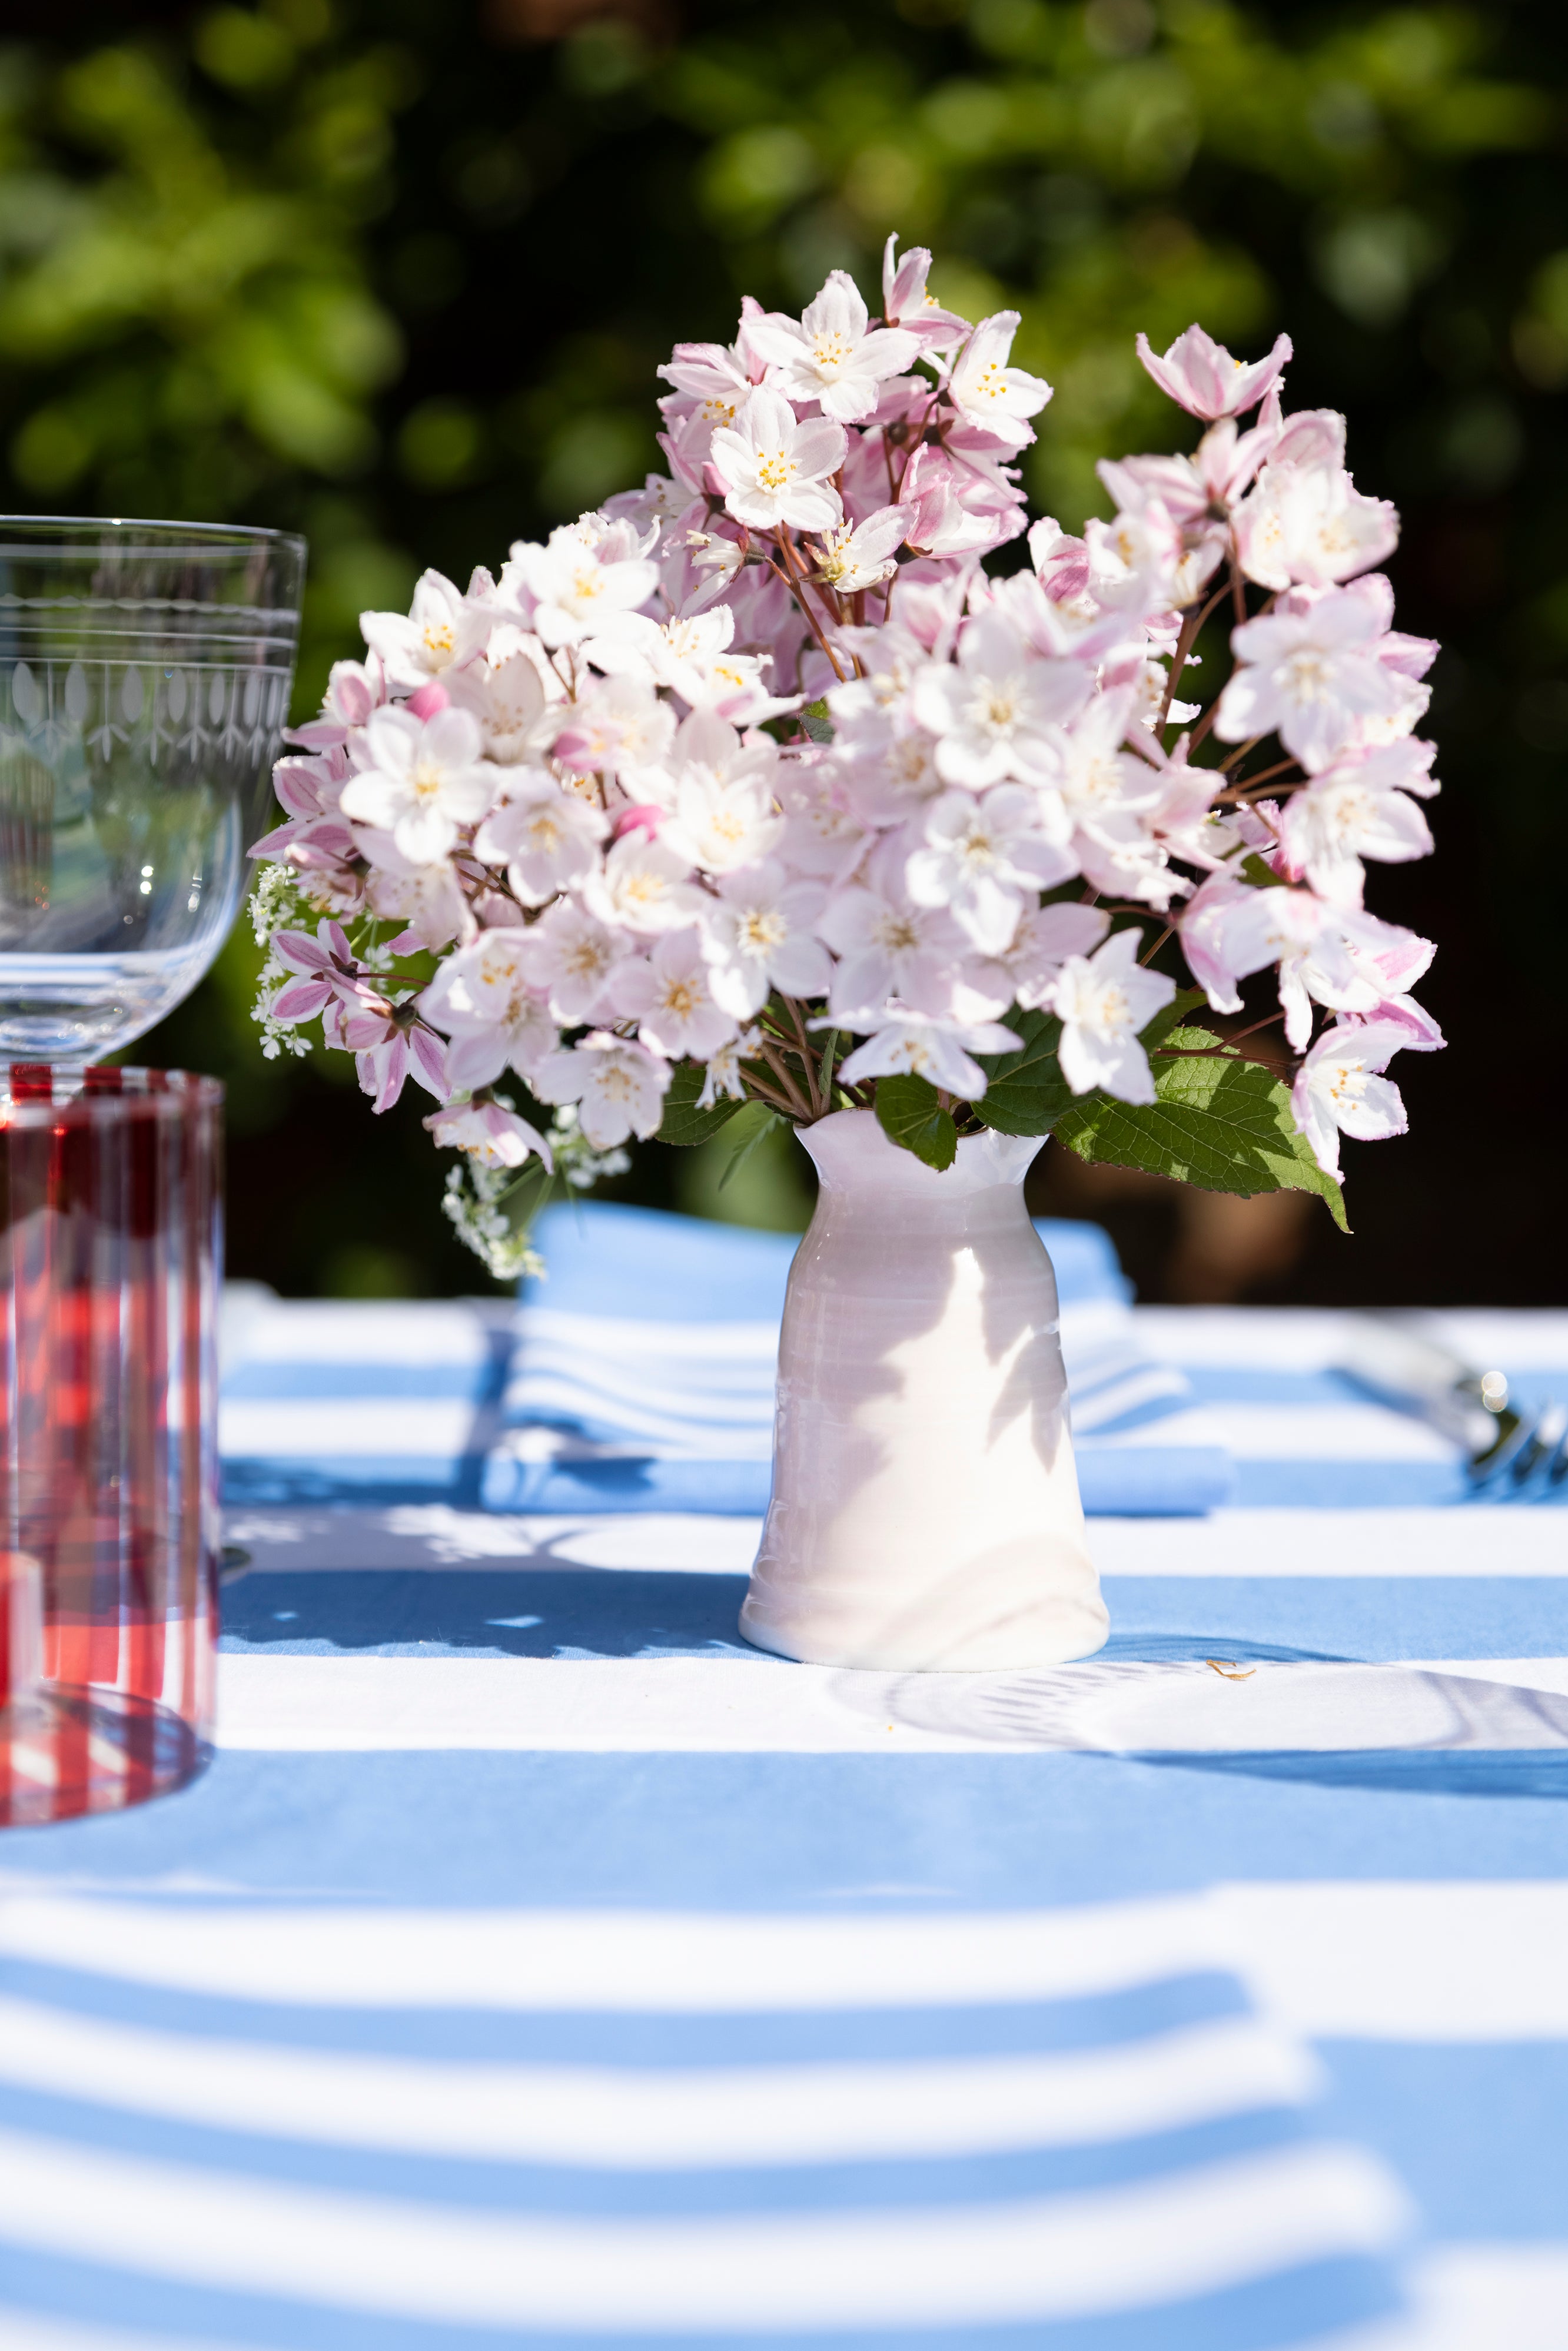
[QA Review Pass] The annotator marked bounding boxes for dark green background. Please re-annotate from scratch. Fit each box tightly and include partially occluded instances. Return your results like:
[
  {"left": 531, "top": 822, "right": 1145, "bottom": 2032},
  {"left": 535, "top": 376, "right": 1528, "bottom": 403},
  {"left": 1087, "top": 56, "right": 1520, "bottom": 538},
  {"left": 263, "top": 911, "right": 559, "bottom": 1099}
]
[{"left": 2, "top": 0, "right": 1562, "bottom": 1300}]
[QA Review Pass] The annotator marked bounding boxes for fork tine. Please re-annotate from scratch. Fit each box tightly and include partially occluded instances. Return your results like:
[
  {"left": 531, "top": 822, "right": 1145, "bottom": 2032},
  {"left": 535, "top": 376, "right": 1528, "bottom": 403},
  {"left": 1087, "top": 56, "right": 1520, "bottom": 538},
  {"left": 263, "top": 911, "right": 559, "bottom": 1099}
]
[{"left": 1533, "top": 1405, "right": 1568, "bottom": 1492}]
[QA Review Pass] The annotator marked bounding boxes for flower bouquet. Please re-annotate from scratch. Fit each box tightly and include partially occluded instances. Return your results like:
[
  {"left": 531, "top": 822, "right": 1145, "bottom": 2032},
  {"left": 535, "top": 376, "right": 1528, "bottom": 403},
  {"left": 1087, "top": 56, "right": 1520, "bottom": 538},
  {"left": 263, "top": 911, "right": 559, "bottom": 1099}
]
[{"left": 251, "top": 241, "right": 1439, "bottom": 1667}]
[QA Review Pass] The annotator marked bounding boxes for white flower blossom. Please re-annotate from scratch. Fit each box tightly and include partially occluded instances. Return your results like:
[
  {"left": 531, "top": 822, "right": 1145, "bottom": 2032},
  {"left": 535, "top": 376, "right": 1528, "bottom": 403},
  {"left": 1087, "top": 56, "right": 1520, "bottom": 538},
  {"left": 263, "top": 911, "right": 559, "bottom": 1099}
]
[
  {"left": 420, "top": 931, "right": 559, "bottom": 1091},
  {"left": 474, "top": 772, "right": 607, "bottom": 905},
  {"left": 837, "top": 1010, "right": 1021, "bottom": 1097},
  {"left": 340, "top": 706, "right": 496, "bottom": 865},
  {"left": 1048, "top": 927, "right": 1176, "bottom": 1103},
  {"left": 703, "top": 862, "right": 830, "bottom": 1017},
  {"left": 534, "top": 1030, "right": 673, "bottom": 1149},
  {"left": 1291, "top": 1019, "right": 1410, "bottom": 1181},
  {"left": 611, "top": 928, "right": 739, "bottom": 1060},
  {"left": 709, "top": 388, "right": 846, "bottom": 533},
  {"left": 748, "top": 271, "right": 919, "bottom": 422}
]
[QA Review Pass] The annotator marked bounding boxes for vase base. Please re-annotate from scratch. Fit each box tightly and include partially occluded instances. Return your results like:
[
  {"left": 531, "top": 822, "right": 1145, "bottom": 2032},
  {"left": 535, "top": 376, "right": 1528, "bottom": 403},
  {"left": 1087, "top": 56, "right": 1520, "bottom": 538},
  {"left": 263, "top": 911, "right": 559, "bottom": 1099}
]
[{"left": 738, "top": 1592, "right": 1109, "bottom": 1673}]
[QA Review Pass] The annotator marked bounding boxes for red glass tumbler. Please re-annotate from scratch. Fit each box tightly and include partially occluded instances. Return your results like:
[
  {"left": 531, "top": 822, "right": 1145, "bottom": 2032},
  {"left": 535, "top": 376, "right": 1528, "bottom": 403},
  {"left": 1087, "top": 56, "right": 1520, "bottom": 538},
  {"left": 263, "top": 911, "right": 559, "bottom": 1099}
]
[{"left": 0, "top": 1064, "right": 221, "bottom": 1825}]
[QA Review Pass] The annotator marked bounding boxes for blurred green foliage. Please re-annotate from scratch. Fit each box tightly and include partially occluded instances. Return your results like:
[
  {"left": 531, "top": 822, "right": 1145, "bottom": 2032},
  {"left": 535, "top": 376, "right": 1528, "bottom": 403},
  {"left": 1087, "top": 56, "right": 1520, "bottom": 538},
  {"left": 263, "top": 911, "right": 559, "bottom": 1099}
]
[{"left": 1, "top": 0, "right": 1563, "bottom": 1297}]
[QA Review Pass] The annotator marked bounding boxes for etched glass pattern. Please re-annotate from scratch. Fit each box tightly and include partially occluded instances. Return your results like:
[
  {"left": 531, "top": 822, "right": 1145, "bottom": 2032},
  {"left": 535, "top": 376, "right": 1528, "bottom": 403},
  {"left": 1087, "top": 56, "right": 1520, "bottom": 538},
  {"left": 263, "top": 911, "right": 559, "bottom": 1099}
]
[{"left": 0, "top": 519, "right": 305, "bottom": 1061}]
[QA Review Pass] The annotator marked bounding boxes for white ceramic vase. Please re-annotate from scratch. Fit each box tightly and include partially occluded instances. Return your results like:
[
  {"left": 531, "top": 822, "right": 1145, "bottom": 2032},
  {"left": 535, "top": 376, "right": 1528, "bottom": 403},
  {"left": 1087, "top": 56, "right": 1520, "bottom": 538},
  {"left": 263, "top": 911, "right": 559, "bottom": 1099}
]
[{"left": 740, "top": 1108, "right": 1108, "bottom": 1671}]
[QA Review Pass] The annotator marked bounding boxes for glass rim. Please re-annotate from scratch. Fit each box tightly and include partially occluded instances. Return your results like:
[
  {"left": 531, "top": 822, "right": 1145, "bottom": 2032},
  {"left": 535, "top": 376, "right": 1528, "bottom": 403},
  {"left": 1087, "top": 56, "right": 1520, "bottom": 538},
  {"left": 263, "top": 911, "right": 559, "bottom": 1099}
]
[
  {"left": 0, "top": 1068, "right": 225, "bottom": 1121},
  {"left": 0, "top": 515, "right": 306, "bottom": 556}
]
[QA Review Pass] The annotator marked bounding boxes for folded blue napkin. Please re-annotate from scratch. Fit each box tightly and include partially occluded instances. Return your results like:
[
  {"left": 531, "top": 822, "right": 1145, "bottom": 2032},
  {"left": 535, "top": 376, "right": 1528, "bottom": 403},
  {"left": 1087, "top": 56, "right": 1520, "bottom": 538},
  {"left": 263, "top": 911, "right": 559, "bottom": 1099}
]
[{"left": 480, "top": 1202, "right": 1234, "bottom": 1517}]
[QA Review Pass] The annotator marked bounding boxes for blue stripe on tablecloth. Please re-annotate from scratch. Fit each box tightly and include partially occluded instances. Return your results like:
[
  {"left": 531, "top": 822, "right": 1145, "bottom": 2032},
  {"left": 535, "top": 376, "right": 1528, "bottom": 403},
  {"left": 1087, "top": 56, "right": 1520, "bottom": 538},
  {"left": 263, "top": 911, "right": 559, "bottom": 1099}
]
[
  {"left": 1314, "top": 2041, "right": 1568, "bottom": 2239},
  {"left": 216, "top": 1570, "right": 1568, "bottom": 1663},
  {"left": 0, "top": 1961, "right": 1253, "bottom": 2063},
  {"left": 1230, "top": 1461, "right": 1567, "bottom": 1507},
  {"left": 0, "top": 2249, "right": 1404, "bottom": 2351},
  {"left": 224, "top": 1449, "right": 1566, "bottom": 1510},
  {"left": 6, "top": 1752, "right": 1568, "bottom": 1904},
  {"left": 0, "top": 2081, "right": 1313, "bottom": 2215},
  {"left": 226, "top": 1363, "right": 491, "bottom": 1400}
]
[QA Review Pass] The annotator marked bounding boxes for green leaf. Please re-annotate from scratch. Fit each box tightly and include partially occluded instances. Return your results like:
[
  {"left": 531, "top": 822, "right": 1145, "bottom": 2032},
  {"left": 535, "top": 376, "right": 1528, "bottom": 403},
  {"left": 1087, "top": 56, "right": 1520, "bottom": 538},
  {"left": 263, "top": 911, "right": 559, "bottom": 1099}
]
[
  {"left": 656, "top": 1058, "right": 749, "bottom": 1147},
  {"left": 716, "top": 1103, "right": 785, "bottom": 1193},
  {"left": 798, "top": 698, "right": 833, "bottom": 745},
  {"left": 1054, "top": 1037, "right": 1350, "bottom": 1232},
  {"left": 1137, "top": 987, "right": 1210, "bottom": 1054},
  {"left": 875, "top": 1072, "right": 957, "bottom": 1170},
  {"left": 969, "top": 1008, "right": 1076, "bottom": 1136}
]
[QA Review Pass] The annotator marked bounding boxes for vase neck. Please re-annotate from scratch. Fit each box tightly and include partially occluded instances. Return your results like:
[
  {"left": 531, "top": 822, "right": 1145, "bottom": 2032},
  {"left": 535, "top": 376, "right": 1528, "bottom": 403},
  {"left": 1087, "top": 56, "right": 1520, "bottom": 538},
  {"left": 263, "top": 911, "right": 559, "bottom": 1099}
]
[{"left": 797, "top": 1109, "right": 1042, "bottom": 1203}]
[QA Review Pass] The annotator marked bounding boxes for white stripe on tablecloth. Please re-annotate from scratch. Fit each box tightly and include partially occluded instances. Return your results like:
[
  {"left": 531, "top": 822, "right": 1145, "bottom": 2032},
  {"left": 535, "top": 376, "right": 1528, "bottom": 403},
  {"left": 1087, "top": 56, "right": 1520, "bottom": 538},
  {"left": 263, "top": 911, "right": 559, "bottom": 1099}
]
[
  {"left": 1410, "top": 2246, "right": 1568, "bottom": 2351},
  {"left": 1218, "top": 1881, "right": 1568, "bottom": 2041},
  {"left": 230, "top": 1303, "right": 497, "bottom": 1366},
  {"left": 1091, "top": 1404, "right": 1453, "bottom": 1461},
  {"left": 1086, "top": 1508, "right": 1568, "bottom": 1578},
  {"left": 212, "top": 1652, "right": 1015, "bottom": 1754},
  {"left": 6, "top": 1888, "right": 1567, "bottom": 2041},
  {"left": 0, "top": 2128, "right": 1408, "bottom": 2329},
  {"left": 0, "top": 1896, "right": 1229, "bottom": 2010},
  {"left": 0, "top": 2000, "right": 1314, "bottom": 2165},
  {"left": 1132, "top": 1306, "right": 1568, "bottom": 1373},
  {"left": 208, "top": 1652, "right": 1568, "bottom": 1757},
  {"left": 218, "top": 1401, "right": 479, "bottom": 1458}
]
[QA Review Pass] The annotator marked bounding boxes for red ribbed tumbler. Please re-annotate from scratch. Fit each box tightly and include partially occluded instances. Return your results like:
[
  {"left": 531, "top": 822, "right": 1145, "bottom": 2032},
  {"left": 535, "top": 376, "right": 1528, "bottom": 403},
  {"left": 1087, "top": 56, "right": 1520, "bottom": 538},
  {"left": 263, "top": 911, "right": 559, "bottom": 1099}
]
[{"left": 0, "top": 1064, "right": 221, "bottom": 1824}]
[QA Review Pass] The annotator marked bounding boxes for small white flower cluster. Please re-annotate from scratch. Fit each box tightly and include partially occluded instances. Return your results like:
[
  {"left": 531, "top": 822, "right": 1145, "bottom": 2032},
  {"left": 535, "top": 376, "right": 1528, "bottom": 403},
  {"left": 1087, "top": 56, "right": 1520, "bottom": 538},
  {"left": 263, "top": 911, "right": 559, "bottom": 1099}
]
[{"left": 251, "top": 250, "right": 1443, "bottom": 1264}]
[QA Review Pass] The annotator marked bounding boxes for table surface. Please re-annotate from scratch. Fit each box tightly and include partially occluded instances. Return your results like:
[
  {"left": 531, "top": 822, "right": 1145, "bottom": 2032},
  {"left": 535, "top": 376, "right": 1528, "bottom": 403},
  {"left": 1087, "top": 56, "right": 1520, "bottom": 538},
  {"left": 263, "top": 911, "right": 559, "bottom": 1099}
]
[{"left": 2, "top": 1303, "right": 1567, "bottom": 2351}]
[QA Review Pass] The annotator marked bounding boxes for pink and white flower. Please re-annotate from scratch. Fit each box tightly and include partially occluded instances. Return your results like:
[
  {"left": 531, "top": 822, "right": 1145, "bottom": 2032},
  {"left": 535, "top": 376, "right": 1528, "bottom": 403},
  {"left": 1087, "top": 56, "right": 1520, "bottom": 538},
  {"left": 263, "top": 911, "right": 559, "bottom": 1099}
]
[
  {"left": 1290, "top": 1019, "right": 1410, "bottom": 1181},
  {"left": 709, "top": 390, "right": 846, "bottom": 533},
  {"left": 905, "top": 786, "right": 1075, "bottom": 955},
  {"left": 818, "top": 868, "right": 967, "bottom": 1020},
  {"left": 340, "top": 705, "right": 495, "bottom": 864},
  {"left": 583, "top": 832, "right": 701, "bottom": 935},
  {"left": 809, "top": 504, "right": 915, "bottom": 595},
  {"left": 419, "top": 930, "right": 559, "bottom": 1090},
  {"left": 513, "top": 524, "right": 659, "bottom": 653},
  {"left": 518, "top": 898, "right": 630, "bottom": 1024},
  {"left": 424, "top": 1098, "right": 553, "bottom": 1170},
  {"left": 748, "top": 271, "right": 919, "bottom": 423},
  {"left": 703, "top": 862, "right": 831, "bottom": 1016},
  {"left": 912, "top": 611, "right": 1092, "bottom": 788},
  {"left": 1048, "top": 927, "right": 1177, "bottom": 1103},
  {"left": 1234, "top": 463, "right": 1399, "bottom": 592},
  {"left": 971, "top": 901, "right": 1112, "bottom": 1012},
  {"left": 534, "top": 1030, "right": 673, "bottom": 1148},
  {"left": 1279, "top": 741, "right": 1437, "bottom": 905},
  {"left": 697, "top": 1027, "right": 765, "bottom": 1107},
  {"left": 836, "top": 1010, "right": 1021, "bottom": 1097},
  {"left": 610, "top": 928, "right": 738, "bottom": 1060},
  {"left": 360, "top": 571, "right": 474, "bottom": 688},
  {"left": 341, "top": 1004, "right": 449, "bottom": 1113},
  {"left": 881, "top": 235, "right": 971, "bottom": 350},
  {"left": 267, "top": 919, "right": 381, "bottom": 1027},
  {"left": 1136, "top": 325, "right": 1292, "bottom": 421},
  {"left": 946, "top": 313, "right": 1052, "bottom": 451},
  {"left": 474, "top": 772, "right": 607, "bottom": 905},
  {"left": 1215, "top": 589, "right": 1411, "bottom": 773}
]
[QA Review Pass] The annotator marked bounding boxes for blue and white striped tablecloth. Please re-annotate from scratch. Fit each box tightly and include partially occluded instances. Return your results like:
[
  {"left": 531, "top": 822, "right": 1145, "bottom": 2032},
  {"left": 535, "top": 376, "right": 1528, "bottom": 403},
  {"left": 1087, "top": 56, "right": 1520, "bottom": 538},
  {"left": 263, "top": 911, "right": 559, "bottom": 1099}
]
[{"left": 2, "top": 1243, "right": 1566, "bottom": 2347}]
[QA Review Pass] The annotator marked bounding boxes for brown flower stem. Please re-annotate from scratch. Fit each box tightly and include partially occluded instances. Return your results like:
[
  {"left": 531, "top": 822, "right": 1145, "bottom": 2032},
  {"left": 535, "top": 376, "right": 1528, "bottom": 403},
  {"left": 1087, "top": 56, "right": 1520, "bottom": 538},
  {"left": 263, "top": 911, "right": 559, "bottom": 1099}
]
[
  {"left": 740, "top": 1071, "right": 802, "bottom": 1119},
  {"left": 1213, "top": 755, "right": 1300, "bottom": 798},
  {"left": 775, "top": 526, "right": 848, "bottom": 683},
  {"left": 780, "top": 997, "right": 823, "bottom": 1115},
  {"left": 754, "top": 1032, "right": 813, "bottom": 1120},
  {"left": 1159, "top": 582, "right": 1230, "bottom": 729}
]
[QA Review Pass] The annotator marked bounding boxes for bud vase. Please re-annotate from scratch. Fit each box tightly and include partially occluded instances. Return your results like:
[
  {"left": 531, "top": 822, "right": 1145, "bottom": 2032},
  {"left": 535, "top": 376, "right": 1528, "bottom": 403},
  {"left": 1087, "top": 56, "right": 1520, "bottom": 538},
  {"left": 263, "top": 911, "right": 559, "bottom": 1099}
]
[{"left": 741, "top": 1107, "right": 1109, "bottom": 1671}]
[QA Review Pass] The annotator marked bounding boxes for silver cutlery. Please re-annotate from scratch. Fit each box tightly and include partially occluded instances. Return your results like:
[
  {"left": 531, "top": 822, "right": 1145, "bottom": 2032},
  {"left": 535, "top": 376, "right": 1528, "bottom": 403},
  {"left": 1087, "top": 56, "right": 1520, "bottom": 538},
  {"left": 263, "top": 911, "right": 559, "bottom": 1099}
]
[{"left": 1338, "top": 1314, "right": 1567, "bottom": 1494}]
